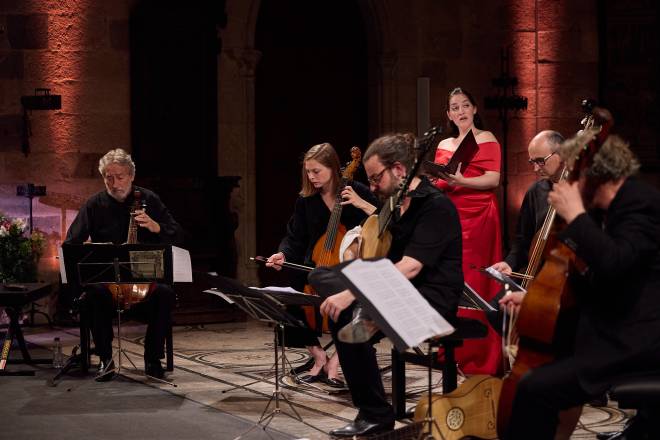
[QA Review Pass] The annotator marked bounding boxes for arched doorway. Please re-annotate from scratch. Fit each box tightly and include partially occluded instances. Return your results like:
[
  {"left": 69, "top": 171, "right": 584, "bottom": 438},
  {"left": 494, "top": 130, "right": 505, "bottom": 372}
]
[{"left": 254, "top": 1, "right": 368, "bottom": 286}]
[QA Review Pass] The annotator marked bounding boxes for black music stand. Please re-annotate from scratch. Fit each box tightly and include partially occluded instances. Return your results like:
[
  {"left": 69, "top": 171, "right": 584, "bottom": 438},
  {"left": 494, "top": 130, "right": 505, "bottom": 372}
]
[
  {"left": 51, "top": 243, "right": 173, "bottom": 386},
  {"left": 205, "top": 275, "right": 324, "bottom": 439},
  {"left": 334, "top": 258, "right": 456, "bottom": 439}
]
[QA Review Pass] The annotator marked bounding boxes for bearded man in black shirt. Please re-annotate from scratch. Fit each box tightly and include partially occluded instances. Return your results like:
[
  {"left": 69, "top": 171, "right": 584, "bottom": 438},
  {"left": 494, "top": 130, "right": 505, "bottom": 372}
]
[
  {"left": 65, "top": 148, "right": 183, "bottom": 381},
  {"left": 308, "top": 133, "right": 464, "bottom": 437}
]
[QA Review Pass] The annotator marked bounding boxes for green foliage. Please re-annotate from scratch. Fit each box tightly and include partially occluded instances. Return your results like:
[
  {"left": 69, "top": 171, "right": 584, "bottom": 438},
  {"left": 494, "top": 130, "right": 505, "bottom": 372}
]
[{"left": 0, "top": 212, "right": 45, "bottom": 282}]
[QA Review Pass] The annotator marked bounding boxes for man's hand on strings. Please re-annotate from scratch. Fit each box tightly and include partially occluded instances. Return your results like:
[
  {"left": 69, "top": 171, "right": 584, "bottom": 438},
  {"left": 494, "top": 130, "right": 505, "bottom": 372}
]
[
  {"left": 320, "top": 289, "right": 356, "bottom": 321},
  {"left": 548, "top": 180, "right": 586, "bottom": 224},
  {"left": 134, "top": 209, "right": 161, "bottom": 233},
  {"left": 498, "top": 290, "right": 525, "bottom": 315},
  {"left": 490, "top": 261, "right": 512, "bottom": 275},
  {"left": 266, "top": 252, "right": 285, "bottom": 271}
]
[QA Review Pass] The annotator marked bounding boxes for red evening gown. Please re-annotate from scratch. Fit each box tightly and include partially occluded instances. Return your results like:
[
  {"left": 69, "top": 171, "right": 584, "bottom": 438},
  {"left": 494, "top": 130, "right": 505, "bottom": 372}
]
[{"left": 434, "top": 141, "right": 503, "bottom": 375}]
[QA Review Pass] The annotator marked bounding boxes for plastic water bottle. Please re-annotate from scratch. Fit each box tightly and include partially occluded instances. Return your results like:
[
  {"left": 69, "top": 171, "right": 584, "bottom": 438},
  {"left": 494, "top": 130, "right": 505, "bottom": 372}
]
[{"left": 52, "top": 337, "right": 64, "bottom": 369}]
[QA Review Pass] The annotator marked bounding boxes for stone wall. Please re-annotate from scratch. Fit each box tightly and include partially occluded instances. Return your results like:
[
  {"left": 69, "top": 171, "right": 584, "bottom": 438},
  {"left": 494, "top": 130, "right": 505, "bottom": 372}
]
[{"left": 0, "top": 1, "right": 133, "bottom": 282}]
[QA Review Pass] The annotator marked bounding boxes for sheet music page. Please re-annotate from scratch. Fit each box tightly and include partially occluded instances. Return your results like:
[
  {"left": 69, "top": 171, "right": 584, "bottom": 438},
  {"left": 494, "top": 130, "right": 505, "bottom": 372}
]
[
  {"left": 341, "top": 259, "right": 455, "bottom": 348},
  {"left": 250, "top": 286, "right": 305, "bottom": 294},
  {"left": 58, "top": 247, "right": 67, "bottom": 284},
  {"left": 172, "top": 246, "right": 193, "bottom": 282}
]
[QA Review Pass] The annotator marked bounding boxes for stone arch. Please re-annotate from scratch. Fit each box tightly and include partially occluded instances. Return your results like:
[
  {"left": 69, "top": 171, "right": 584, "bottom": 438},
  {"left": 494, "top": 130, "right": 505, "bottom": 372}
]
[{"left": 217, "top": 0, "right": 394, "bottom": 283}]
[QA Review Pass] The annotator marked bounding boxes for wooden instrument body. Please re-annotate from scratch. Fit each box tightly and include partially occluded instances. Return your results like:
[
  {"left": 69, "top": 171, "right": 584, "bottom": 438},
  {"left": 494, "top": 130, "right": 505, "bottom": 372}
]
[
  {"left": 106, "top": 282, "right": 154, "bottom": 310},
  {"left": 414, "top": 375, "right": 502, "bottom": 440},
  {"left": 359, "top": 215, "right": 392, "bottom": 259}
]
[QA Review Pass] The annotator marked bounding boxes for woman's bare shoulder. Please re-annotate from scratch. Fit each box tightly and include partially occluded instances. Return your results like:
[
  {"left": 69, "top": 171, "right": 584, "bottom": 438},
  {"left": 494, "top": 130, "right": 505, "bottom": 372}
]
[
  {"left": 437, "top": 137, "right": 457, "bottom": 150},
  {"left": 474, "top": 130, "right": 498, "bottom": 143}
]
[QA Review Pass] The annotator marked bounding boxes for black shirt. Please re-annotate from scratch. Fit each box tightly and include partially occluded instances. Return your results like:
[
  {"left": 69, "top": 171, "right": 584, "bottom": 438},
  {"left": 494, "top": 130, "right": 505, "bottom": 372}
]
[
  {"left": 278, "top": 180, "right": 378, "bottom": 266},
  {"left": 388, "top": 176, "right": 463, "bottom": 319},
  {"left": 65, "top": 186, "right": 183, "bottom": 245},
  {"left": 504, "top": 179, "right": 552, "bottom": 271}
]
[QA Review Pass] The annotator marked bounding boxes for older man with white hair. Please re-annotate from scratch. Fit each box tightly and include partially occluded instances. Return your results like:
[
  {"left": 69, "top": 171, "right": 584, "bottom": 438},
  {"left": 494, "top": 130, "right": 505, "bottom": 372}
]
[{"left": 65, "top": 148, "right": 183, "bottom": 381}]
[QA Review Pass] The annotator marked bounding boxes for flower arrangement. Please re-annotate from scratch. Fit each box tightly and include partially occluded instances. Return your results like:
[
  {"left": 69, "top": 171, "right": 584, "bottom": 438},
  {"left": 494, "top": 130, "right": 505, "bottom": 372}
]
[{"left": 0, "top": 212, "right": 45, "bottom": 282}]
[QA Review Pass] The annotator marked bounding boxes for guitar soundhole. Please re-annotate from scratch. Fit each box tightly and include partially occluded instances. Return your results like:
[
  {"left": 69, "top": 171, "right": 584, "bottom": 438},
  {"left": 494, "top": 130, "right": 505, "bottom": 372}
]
[{"left": 446, "top": 407, "right": 465, "bottom": 431}]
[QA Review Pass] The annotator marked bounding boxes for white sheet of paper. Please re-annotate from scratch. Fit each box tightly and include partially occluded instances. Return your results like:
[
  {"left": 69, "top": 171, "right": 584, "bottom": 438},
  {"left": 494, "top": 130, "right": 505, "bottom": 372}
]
[
  {"left": 172, "top": 246, "right": 192, "bottom": 282},
  {"left": 58, "top": 247, "right": 67, "bottom": 284},
  {"left": 250, "top": 286, "right": 305, "bottom": 294},
  {"left": 341, "top": 258, "right": 455, "bottom": 349}
]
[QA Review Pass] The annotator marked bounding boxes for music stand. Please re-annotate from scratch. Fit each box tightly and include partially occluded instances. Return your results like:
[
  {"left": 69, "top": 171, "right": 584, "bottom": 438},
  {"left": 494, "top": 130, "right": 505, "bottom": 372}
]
[
  {"left": 52, "top": 243, "right": 174, "bottom": 386},
  {"left": 205, "top": 275, "right": 325, "bottom": 439}
]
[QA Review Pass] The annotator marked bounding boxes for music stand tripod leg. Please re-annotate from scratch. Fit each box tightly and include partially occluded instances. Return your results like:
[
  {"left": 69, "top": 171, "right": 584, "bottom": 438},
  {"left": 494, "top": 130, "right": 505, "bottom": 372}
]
[
  {"left": 115, "top": 306, "right": 177, "bottom": 387},
  {"left": 417, "top": 340, "right": 446, "bottom": 440}
]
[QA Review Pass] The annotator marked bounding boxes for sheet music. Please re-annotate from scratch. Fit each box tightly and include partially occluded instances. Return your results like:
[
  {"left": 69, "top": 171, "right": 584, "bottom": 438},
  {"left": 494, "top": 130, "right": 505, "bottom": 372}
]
[
  {"left": 341, "top": 259, "right": 455, "bottom": 348},
  {"left": 250, "top": 286, "right": 305, "bottom": 294},
  {"left": 58, "top": 247, "right": 67, "bottom": 284},
  {"left": 172, "top": 246, "right": 193, "bottom": 282}
]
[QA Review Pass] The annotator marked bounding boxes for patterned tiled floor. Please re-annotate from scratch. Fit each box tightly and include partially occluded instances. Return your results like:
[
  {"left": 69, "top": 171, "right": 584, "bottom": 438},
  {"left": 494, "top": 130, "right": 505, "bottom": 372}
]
[{"left": 20, "top": 320, "right": 630, "bottom": 439}]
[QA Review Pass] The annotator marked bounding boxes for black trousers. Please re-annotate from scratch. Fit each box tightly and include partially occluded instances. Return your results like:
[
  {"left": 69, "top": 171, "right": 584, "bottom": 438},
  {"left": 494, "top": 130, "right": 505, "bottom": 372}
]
[
  {"left": 83, "top": 283, "right": 175, "bottom": 362},
  {"left": 309, "top": 264, "right": 395, "bottom": 425},
  {"left": 505, "top": 357, "right": 592, "bottom": 440}
]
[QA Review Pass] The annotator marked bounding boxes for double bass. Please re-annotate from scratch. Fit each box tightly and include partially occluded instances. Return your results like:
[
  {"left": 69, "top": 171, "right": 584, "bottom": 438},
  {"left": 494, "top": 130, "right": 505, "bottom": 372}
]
[{"left": 497, "top": 104, "right": 614, "bottom": 438}]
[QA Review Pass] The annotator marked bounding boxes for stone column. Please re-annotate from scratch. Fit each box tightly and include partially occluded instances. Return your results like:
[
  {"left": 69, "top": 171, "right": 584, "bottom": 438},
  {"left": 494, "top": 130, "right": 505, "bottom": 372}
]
[{"left": 218, "top": 48, "right": 261, "bottom": 285}]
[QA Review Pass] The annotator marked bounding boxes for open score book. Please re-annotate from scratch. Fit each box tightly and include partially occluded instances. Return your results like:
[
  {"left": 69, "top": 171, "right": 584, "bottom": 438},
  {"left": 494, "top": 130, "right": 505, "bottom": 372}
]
[{"left": 338, "top": 258, "right": 455, "bottom": 352}]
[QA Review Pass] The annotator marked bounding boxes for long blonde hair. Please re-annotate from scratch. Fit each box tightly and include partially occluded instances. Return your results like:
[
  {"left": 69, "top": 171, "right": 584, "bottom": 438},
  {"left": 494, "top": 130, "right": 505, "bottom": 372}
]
[{"left": 299, "top": 143, "right": 342, "bottom": 197}]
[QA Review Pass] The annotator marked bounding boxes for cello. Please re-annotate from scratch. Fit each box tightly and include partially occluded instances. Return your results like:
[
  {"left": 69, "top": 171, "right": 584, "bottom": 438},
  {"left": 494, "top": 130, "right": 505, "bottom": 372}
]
[
  {"left": 106, "top": 189, "right": 156, "bottom": 310},
  {"left": 496, "top": 104, "right": 613, "bottom": 438},
  {"left": 303, "top": 147, "right": 363, "bottom": 331}
]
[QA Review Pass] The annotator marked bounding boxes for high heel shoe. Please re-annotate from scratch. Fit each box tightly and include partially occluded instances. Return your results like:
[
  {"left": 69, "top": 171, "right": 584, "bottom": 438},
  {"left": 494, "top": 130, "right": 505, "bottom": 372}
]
[{"left": 337, "top": 305, "right": 379, "bottom": 344}]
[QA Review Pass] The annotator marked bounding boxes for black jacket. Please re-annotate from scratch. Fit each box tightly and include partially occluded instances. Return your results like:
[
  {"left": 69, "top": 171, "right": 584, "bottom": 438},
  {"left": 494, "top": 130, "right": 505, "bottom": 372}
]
[{"left": 559, "top": 178, "right": 660, "bottom": 393}]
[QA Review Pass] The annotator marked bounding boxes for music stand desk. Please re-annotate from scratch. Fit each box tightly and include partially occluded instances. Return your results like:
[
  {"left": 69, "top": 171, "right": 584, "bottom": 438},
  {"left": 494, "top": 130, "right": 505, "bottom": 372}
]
[{"left": 1, "top": 282, "right": 53, "bottom": 376}]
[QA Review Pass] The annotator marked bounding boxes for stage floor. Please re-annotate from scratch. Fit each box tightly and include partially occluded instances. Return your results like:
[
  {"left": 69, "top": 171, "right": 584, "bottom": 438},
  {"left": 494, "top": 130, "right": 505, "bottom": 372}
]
[{"left": 3, "top": 319, "right": 630, "bottom": 439}]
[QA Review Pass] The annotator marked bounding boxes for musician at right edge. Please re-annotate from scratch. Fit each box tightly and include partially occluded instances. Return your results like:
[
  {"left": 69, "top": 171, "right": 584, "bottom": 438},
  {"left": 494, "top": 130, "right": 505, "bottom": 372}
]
[
  {"left": 309, "top": 133, "right": 464, "bottom": 437},
  {"left": 499, "top": 133, "right": 660, "bottom": 440}
]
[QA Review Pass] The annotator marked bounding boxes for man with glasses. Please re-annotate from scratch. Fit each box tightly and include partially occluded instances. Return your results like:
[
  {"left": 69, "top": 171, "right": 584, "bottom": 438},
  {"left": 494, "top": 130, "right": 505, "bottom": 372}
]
[
  {"left": 308, "top": 133, "right": 464, "bottom": 437},
  {"left": 65, "top": 148, "right": 183, "bottom": 381},
  {"left": 491, "top": 130, "right": 564, "bottom": 275}
]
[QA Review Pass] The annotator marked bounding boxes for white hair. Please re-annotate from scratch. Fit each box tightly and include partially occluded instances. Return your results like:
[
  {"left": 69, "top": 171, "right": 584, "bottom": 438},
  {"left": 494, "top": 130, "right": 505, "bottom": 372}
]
[{"left": 98, "top": 148, "right": 136, "bottom": 176}]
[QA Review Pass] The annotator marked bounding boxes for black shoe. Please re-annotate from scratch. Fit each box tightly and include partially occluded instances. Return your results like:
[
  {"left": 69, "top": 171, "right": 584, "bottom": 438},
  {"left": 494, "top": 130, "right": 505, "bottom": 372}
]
[
  {"left": 321, "top": 376, "right": 346, "bottom": 389},
  {"left": 145, "top": 360, "right": 165, "bottom": 379},
  {"left": 95, "top": 359, "right": 116, "bottom": 382},
  {"left": 329, "top": 419, "right": 394, "bottom": 437},
  {"left": 296, "top": 372, "right": 325, "bottom": 384},
  {"left": 290, "top": 358, "right": 314, "bottom": 376}
]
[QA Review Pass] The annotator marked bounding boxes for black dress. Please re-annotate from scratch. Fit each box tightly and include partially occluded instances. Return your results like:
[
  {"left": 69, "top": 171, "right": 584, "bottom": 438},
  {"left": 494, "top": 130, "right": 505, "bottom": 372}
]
[{"left": 278, "top": 180, "right": 377, "bottom": 347}]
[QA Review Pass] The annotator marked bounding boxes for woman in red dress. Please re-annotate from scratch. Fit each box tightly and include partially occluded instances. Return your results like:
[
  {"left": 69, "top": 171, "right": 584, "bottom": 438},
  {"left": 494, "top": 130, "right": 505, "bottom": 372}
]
[{"left": 434, "top": 87, "right": 503, "bottom": 375}]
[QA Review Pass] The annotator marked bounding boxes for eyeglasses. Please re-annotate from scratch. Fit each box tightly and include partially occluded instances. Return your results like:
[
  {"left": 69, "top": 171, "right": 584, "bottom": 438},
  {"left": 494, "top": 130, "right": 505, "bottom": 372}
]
[
  {"left": 528, "top": 152, "right": 555, "bottom": 166},
  {"left": 367, "top": 166, "right": 390, "bottom": 185}
]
